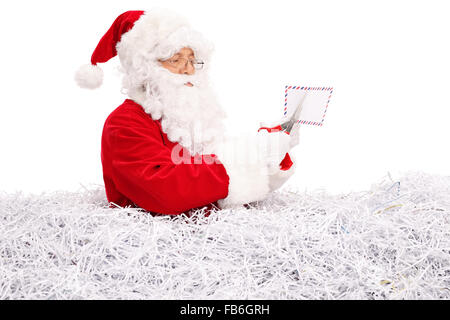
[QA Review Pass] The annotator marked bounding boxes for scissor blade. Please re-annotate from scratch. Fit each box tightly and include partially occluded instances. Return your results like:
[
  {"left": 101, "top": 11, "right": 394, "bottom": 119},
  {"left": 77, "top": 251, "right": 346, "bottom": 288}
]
[
  {"left": 283, "top": 91, "right": 308, "bottom": 133},
  {"left": 292, "top": 91, "right": 307, "bottom": 121}
]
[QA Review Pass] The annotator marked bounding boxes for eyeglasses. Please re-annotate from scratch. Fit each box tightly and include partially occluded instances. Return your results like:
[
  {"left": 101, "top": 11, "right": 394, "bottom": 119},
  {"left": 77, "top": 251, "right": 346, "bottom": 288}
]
[{"left": 161, "top": 57, "right": 205, "bottom": 70}]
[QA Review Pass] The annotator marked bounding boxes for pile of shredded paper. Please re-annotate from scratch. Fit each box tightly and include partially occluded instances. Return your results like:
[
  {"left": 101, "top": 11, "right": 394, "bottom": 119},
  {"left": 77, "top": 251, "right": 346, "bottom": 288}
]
[{"left": 1, "top": 171, "right": 449, "bottom": 299}]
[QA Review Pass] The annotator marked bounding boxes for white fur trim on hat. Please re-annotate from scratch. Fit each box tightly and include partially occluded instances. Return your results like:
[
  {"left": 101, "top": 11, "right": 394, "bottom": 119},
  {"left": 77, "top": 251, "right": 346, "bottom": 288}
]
[
  {"left": 74, "top": 64, "right": 104, "bottom": 89},
  {"left": 116, "top": 8, "right": 214, "bottom": 74}
]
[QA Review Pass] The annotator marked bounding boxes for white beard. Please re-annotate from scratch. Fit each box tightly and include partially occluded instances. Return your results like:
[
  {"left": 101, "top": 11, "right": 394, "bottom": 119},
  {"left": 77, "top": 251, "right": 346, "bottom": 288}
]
[{"left": 129, "top": 64, "right": 227, "bottom": 156}]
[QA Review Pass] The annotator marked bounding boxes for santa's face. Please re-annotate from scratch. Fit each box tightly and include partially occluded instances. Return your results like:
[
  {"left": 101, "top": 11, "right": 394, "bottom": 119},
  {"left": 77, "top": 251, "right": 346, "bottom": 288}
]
[
  {"left": 134, "top": 46, "right": 227, "bottom": 156},
  {"left": 158, "top": 47, "right": 197, "bottom": 84}
]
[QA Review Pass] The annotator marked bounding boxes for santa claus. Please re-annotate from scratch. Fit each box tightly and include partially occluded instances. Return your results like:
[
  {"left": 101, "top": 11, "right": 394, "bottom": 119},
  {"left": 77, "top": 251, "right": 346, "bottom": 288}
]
[{"left": 75, "top": 8, "right": 299, "bottom": 215}]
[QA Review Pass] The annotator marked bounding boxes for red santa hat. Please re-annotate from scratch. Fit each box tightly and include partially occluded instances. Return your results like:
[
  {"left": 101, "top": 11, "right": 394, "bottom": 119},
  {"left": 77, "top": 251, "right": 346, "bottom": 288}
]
[{"left": 75, "top": 8, "right": 214, "bottom": 89}]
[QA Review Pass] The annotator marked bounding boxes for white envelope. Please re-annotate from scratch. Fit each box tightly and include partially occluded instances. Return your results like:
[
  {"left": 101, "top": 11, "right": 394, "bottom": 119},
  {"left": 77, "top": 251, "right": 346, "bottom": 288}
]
[{"left": 283, "top": 86, "right": 333, "bottom": 126}]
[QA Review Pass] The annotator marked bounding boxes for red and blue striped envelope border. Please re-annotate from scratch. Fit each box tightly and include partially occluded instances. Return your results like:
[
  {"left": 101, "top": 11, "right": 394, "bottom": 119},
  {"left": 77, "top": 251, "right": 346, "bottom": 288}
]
[{"left": 283, "top": 86, "right": 334, "bottom": 126}]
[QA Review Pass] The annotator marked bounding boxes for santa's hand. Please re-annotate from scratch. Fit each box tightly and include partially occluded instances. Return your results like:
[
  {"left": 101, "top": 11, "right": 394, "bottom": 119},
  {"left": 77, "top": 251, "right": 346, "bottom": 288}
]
[
  {"left": 256, "top": 130, "right": 291, "bottom": 175},
  {"left": 215, "top": 132, "right": 297, "bottom": 209},
  {"left": 259, "top": 120, "right": 301, "bottom": 149},
  {"left": 268, "top": 153, "right": 297, "bottom": 192}
]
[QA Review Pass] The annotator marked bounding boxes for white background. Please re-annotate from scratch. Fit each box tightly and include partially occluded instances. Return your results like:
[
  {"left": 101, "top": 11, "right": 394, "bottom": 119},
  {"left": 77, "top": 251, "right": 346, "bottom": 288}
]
[{"left": 0, "top": 0, "right": 449, "bottom": 195}]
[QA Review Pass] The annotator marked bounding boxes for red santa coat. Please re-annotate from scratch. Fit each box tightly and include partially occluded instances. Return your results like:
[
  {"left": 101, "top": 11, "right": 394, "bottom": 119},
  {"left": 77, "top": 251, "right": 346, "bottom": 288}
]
[{"left": 101, "top": 99, "right": 230, "bottom": 215}]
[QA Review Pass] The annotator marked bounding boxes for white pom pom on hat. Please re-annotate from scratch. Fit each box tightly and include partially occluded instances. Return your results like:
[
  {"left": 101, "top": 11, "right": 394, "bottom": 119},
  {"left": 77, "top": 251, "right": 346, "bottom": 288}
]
[{"left": 74, "top": 64, "right": 104, "bottom": 89}]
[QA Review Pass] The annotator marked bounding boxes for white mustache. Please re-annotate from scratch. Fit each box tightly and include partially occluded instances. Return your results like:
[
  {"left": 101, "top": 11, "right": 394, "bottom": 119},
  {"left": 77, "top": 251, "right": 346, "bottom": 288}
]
[{"left": 153, "top": 65, "right": 203, "bottom": 87}]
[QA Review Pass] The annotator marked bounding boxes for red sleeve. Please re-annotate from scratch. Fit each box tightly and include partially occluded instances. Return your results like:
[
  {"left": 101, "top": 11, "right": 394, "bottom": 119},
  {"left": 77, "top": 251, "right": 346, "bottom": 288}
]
[{"left": 106, "top": 107, "right": 229, "bottom": 215}]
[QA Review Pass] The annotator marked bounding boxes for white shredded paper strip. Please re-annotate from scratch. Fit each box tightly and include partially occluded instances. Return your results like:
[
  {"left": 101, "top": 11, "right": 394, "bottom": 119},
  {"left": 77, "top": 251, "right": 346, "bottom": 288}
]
[{"left": 0, "top": 171, "right": 449, "bottom": 299}]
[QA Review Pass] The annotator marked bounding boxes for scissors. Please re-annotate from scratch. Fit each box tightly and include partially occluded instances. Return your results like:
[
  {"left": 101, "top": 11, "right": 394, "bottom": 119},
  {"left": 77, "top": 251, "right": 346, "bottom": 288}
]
[
  {"left": 257, "top": 92, "right": 307, "bottom": 171},
  {"left": 258, "top": 91, "right": 307, "bottom": 135}
]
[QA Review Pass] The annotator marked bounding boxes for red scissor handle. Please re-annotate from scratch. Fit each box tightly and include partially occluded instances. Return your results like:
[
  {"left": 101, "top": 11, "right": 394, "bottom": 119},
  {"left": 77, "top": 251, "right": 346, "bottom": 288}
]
[
  {"left": 279, "top": 152, "right": 293, "bottom": 171},
  {"left": 257, "top": 125, "right": 294, "bottom": 171},
  {"left": 258, "top": 125, "right": 284, "bottom": 134}
]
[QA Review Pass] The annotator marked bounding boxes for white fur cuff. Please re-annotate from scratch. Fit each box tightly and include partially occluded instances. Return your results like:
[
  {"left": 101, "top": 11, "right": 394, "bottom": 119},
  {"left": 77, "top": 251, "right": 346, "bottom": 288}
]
[{"left": 215, "top": 135, "right": 271, "bottom": 209}]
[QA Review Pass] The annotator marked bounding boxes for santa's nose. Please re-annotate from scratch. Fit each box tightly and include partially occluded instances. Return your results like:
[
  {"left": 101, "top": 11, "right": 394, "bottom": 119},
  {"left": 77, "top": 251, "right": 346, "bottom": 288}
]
[{"left": 181, "top": 62, "right": 195, "bottom": 75}]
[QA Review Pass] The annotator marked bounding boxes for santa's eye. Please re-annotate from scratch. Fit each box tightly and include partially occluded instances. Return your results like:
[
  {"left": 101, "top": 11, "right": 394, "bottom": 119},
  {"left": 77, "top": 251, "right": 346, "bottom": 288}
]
[{"left": 193, "top": 60, "right": 204, "bottom": 70}]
